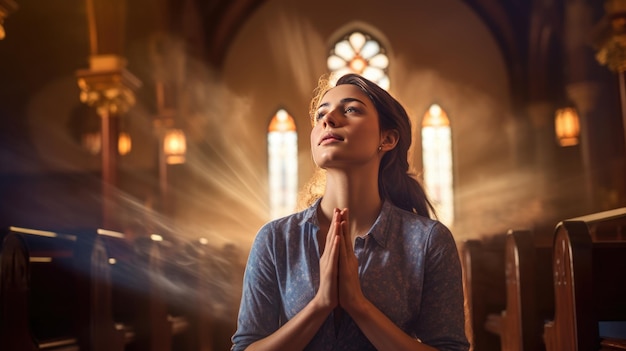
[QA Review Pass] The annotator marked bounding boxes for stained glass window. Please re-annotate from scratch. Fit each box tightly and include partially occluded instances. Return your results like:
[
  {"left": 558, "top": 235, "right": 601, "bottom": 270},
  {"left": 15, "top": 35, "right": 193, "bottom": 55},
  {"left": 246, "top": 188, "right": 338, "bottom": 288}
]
[
  {"left": 327, "top": 31, "right": 390, "bottom": 90},
  {"left": 268, "top": 109, "right": 298, "bottom": 219},
  {"left": 421, "top": 104, "right": 454, "bottom": 226}
]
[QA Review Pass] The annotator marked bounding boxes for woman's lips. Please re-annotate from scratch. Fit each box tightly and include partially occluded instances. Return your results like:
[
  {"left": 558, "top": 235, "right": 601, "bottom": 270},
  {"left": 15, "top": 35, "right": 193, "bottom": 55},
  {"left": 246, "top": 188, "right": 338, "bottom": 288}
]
[{"left": 319, "top": 132, "right": 344, "bottom": 145}]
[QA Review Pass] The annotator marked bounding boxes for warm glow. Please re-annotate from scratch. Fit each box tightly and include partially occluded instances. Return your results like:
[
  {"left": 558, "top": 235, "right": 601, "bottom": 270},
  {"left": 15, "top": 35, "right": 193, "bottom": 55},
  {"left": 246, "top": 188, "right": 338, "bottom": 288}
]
[
  {"left": 422, "top": 104, "right": 450, "bottom": 127},
  {"left": 164, "top": 128, "right": 187, "bottom": 164},
  {"left": 349, "top": 56, "right": 367, "bottom": 73},
  {"left": 268, "top": 109, "right": 296, "bottom": 132},
  {"left": 555, "top": 107, "right": 580, "bottom": 147},
  {"left": 10, "top": 226, "right": 59, "bottom": 238},
  {"left": 118, "top": 132, "right": 132, "bottom": 155},
  {"left": 97, "top": 228, "right": 125, "bottom": 238},
  {"left": 82, "top": 132, "right": 101, "bottom": 155},
  {"left": 81, "top": 132, "right": 132, "bottom": 155}
]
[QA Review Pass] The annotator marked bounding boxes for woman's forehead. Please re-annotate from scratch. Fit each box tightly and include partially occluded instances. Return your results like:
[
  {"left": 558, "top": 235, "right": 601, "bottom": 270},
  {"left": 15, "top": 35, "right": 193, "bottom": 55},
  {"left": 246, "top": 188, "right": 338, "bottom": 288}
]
[{"left": 319, "top": 84, "right": 372, "bottom": 106}]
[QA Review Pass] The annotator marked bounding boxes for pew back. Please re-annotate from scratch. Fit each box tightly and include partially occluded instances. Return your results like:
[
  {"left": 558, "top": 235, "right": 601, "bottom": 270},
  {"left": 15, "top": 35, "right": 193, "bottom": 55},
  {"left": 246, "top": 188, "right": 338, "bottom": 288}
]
[
  {"left": 0, "top": 226, "right": 126, "bottom": 351},
  {"left": 544, "top": 208, "right": 626, "bottom": 351}
]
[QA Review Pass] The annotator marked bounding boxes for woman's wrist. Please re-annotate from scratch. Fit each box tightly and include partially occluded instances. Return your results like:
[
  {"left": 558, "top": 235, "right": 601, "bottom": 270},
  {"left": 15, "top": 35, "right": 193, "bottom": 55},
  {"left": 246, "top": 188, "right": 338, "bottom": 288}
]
[
  {"left": 311, "top": 294, "right": 336, "bottom": 315},
  {"left": 342, "top": 294, "right": 370, "bottom": 319}
]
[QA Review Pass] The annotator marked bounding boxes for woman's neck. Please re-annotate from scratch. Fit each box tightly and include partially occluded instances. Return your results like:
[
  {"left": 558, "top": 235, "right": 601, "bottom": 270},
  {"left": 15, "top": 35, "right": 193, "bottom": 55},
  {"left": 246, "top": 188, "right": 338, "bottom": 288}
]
[{"left": 319, "top": 169, "right": 382, "bottom": 241}]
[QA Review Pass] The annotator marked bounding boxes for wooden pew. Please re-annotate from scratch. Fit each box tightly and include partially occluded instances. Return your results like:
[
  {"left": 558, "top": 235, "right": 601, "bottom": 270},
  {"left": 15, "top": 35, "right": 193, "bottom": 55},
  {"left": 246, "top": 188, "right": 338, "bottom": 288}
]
[
  {"left": 165, "top": 238, "right": 216, "bottom": 351},
  {"left": 498, "top": 229, "right": 553, "bottom": 351},
  {"left": 460, "top": 234, "right": 507, "bottom": 351},
  {"left": 128, "top": 234, "right": 213, "bottom": 351},
  {"left": 81, "top": 230, "right": 200, "bottom": 351},
  {"left": 0, "top": 226, "right": 215, "bottom": 351},
  {"left": 543, "top": 208, "right": 626, "bottom": 351},
  {"left": 0, "top": 226, "right": 126, "bottom": 351}
]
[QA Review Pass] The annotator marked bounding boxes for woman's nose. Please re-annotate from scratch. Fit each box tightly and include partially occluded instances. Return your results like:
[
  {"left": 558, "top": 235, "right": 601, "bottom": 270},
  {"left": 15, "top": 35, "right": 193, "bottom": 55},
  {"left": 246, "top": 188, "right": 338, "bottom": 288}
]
[{"left": 322, "top": 110, "right": 339, "bottom": 127}]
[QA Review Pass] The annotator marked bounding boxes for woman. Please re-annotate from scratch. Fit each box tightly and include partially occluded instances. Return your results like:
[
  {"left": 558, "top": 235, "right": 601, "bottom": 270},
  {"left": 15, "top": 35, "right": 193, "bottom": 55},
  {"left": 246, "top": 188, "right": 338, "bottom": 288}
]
[{"left": 231, "top": 73, "right": 469, "bottom": 351}]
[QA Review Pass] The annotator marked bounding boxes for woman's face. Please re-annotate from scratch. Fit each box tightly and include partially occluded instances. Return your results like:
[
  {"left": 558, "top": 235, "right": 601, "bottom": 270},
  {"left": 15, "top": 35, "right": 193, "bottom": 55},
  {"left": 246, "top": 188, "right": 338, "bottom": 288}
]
[{"left": 310, "top": 84, "right": 382, "bottom": 169}]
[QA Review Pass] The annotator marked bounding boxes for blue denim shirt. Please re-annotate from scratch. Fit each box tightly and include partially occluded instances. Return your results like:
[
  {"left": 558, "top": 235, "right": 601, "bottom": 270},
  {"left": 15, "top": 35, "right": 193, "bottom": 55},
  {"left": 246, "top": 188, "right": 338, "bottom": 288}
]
[{"left": 231, "top": 199, "right": 469, "bottom": 351}]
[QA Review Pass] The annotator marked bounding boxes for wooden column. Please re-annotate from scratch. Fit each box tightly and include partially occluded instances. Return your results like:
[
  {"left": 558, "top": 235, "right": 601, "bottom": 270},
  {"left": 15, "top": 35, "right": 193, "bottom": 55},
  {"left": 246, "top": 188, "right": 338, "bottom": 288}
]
[
  {"left": 77, "top": 0, "right": 141, "bottom": 230},
  {"left": 77, "top": 65, "right": 141, "bottom": 229}
]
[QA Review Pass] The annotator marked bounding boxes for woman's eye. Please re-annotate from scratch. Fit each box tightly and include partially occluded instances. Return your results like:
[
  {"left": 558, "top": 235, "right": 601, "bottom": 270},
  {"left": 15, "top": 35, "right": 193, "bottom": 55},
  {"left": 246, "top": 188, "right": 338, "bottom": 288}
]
[
  {"left": 345, "top": 107, "right": 358, "bottom": 113},
  {"left": 316, "top": 112, "right": 325, "bottom": 120}
]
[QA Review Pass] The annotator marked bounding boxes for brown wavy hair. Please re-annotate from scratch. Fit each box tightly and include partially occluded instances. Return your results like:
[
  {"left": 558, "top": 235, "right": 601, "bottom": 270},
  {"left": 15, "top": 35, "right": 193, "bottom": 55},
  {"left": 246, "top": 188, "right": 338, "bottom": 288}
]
[{"left": 299, "top": 73, "right": 435, "bottom": 219}]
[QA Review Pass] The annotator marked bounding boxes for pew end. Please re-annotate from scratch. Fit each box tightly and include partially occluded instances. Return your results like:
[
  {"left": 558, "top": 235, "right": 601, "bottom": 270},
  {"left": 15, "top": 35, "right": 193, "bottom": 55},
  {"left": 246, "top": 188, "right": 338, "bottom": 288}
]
[
  {"left": 461, "top": 234, "right": 507, "bottom": 351},
  {"left": 499, "top": 229, "right": 553, "bottom": 351}
]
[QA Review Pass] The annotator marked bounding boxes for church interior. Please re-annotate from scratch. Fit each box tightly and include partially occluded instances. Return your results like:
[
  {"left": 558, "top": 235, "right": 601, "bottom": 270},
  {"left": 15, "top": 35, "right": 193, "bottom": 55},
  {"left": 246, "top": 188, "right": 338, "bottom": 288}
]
[{"left": 1, "top": 0, "right": 625, "bottom": 350}]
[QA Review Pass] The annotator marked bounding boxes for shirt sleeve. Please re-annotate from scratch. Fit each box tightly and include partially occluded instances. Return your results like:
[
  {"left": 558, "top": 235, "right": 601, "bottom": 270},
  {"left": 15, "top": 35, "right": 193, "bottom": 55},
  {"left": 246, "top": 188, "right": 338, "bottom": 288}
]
[
  {"left": 417, "top": 222, "right": 470, "bottom": 351},
  {"left": 231, "top": 223, "right": 282, "bottom": 351}
]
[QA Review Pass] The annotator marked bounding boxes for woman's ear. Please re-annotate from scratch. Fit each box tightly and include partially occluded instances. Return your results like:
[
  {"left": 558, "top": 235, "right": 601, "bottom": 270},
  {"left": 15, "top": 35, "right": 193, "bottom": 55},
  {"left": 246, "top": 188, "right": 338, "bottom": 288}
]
[{"left": 380, "top": 129, "right": 399, "bottom": 151}]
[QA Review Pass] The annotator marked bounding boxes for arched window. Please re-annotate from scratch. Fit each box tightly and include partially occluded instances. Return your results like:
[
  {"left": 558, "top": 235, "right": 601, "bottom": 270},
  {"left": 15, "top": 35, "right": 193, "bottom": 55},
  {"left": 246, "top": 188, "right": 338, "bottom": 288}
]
[
  {"left": 327, "top": 31, "right": 390, "bottom": 90},
  {"left": 421, "top": 104, "right": 454, "bottom": 226},
  {"left": 268, "top": 109, "right": 298, "bottom": 219}
]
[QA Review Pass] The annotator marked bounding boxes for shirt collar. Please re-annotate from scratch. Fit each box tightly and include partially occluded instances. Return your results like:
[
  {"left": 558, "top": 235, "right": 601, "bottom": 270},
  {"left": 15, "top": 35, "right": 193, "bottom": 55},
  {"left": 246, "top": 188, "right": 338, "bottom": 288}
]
[{"left": 302, "top": 198, "right": 393, "bottom": 249}]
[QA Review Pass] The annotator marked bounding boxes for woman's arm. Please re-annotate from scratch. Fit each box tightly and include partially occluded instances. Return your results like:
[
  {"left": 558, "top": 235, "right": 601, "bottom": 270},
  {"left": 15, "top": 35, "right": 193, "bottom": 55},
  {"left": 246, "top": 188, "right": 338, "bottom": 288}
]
[
  {"left": 343, "top": 297, "right": 438, "bottom": 351},
  {"left": 244, "top": 293, "right": 334, "bottom": 351},
  {"left": 233, "top": 210, "right": 343, "bottom": 351}
]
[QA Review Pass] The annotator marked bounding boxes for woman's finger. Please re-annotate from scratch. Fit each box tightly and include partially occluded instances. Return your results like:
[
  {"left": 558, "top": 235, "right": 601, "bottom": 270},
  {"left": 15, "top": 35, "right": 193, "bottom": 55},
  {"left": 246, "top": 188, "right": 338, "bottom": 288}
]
[{"left": 340, "top": 208, "right": 352, "bottom": 254}]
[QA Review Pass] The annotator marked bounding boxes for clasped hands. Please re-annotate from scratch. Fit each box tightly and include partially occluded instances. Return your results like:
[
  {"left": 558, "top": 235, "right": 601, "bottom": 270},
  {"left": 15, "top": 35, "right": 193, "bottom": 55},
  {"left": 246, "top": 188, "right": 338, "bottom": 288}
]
[{"left": 316, "top": 208, "right": 365, "bottom": 315}]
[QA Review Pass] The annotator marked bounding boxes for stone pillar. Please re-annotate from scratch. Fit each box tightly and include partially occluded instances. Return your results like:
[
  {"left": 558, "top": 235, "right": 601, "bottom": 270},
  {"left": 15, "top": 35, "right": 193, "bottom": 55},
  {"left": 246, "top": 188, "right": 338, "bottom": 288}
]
[
  {"left": 567, "top": 81, "right": 601, "bottom": 211},
  {"left": 563, "top": 0, "right": 603, "bottom": 212},
  {"left": 528, "top": 101, "right": 558, "bottom": 202}
]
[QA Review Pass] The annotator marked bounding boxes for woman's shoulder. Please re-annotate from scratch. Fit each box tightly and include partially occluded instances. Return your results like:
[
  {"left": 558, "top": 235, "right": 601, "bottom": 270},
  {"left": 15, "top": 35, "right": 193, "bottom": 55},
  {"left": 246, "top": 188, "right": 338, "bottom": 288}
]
[
  {"left": 386, "top": 202, "right": 439, "bottom": 228},
  {"left": 255, "top": 205, "right": 317, "bottom": 240},
  {"left": 385, "top": 202, "right": 454, "bottom": 240},
  {"left": 262, "top": 206, "right": 314, "bottom": 228}
]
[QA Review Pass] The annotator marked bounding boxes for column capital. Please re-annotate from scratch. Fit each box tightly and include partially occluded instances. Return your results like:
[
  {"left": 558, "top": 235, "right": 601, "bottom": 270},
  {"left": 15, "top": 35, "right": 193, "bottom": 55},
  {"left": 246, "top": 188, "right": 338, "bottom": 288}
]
[
  {"left": 593, "top": 0, "right": 626, "bottom": 72},
  {"left": 0, "top": 0, "right": 18, "bottom": 40},
  {"left": 76, "top": 57, "right": 142, "bottom": 116}
]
